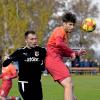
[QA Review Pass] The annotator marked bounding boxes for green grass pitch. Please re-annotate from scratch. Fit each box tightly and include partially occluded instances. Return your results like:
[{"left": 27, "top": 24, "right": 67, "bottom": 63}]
[{"left": 2, "top": 74, "right": 100, "bottom": 100}]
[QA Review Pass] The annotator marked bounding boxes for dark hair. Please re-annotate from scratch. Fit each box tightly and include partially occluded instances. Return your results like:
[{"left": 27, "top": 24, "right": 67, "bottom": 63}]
[
  {"left": 62, "top": 12, "right": 76, "bottom": 23},
  {"left": 24, "top": 31, "right": 36, "bottom": 38}
]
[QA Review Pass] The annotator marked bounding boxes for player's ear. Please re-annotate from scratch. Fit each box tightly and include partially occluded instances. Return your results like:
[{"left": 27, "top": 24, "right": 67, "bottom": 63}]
[
  {"left": 25, "top": 40, "right": 27, "bottom": 44},
  {"left": 63, "top": 22, "right": 66, "bottom": 26}
]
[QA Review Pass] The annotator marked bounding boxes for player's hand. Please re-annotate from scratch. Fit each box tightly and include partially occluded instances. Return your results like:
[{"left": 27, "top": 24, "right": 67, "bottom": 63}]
[
  {"left": 71, "top": 52, "right": 76, "bottom": 60},
  {"left": 78, "top": 49, "right": 87, "bottom": 55}
]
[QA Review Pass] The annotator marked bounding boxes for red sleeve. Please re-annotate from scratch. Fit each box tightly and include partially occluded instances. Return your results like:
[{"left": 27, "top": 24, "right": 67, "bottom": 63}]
[
  {"left": 9, "top": 65, "right": 17, "bottom": 79},
  {"left": 10, "top": 70, "right": 17, "bottom": 79},
  {"left": 56, "top": 36, "right": 74, "bottom": 56}
]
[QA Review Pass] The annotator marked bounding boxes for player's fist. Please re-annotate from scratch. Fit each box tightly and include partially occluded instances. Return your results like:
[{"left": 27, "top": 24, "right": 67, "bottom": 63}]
[
  {"left": 78, "top": 49, "right": 87, "bottom": 55},
  {"left": 71, "top": 52, "right": 76, "bottom": 60}
]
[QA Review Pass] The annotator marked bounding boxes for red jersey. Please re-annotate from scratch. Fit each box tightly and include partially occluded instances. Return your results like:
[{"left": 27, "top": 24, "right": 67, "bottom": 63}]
[
  {"left": 0, "top": 63, "right": 17, "bottom": 96},
  {"left": 0, "top": 63, "right": 17, "bottom": 80},
  {"left": 47, "top": 26, "right": 74, "bottom": 57}
]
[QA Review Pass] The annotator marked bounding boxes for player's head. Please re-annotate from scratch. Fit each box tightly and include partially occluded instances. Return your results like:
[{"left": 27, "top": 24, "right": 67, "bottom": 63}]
[
  {"left": 62, "top": 12, "right": 76, "bottom": 33},
  {"left": 25, "top": 31, "right": 38, "bottom": 48}
]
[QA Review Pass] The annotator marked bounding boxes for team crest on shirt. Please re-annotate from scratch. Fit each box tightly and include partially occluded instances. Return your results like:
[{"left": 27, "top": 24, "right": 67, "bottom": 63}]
[{"left": 35, "top": 51, "right": 39, "bottom": 57}]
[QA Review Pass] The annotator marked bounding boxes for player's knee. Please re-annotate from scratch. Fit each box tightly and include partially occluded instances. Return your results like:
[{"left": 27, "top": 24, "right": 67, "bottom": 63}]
[
  {"left": 65, "top": 80, "right": 73, "bottom": 89},
  {"left": 61, "top": 77, "right": 73, "bottom": 88}
]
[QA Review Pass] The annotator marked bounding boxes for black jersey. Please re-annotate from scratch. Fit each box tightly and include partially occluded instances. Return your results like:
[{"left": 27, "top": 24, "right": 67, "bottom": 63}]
[{"left": 3, "top": 46, "right": 46, "bottom": 81}]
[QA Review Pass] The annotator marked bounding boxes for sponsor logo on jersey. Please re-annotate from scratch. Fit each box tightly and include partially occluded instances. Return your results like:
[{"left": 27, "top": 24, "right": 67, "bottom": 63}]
[{"left": 25, "top": 57, "right": 39, "bottom": 62}]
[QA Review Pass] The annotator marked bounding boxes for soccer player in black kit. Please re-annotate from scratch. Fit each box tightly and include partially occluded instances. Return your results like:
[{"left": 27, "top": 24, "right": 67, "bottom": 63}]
[{"left": 3, "top": 31, "right": 46, "bottom": 100}]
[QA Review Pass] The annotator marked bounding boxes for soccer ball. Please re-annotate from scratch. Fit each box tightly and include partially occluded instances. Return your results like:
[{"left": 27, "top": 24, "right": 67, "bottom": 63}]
[{"left": 81, "top": 18, "right": 96, "bottom": 32}]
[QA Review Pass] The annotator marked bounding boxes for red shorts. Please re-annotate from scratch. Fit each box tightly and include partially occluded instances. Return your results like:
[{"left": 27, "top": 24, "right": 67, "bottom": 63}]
[
  {"left": 0, "top": 81, "right": 12, "bottom": 97},
  {"left": 45, "top": 54, "right": 71, "bottom": 82}
]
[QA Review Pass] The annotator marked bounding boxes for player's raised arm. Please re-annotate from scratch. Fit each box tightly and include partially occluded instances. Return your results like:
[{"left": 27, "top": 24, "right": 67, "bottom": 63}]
[
  {"left": 56, "top": 36, "right": 75, "bottom": 57},
  {"left": 3, "top": 49, "right": 20, "bottom": 67}
]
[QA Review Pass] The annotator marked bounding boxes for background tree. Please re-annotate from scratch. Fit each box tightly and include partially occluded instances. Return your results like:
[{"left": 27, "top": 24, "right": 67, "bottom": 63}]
[
  {"left": 0, "top": 0, "right": 55, "bottom": 56},
  {"left": 0, "top": 0, "right": 99, "bottom": 60}
]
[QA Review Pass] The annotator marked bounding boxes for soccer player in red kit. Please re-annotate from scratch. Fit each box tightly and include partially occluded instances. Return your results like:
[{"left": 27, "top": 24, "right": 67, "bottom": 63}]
[
  {"left": 0, "top": 63, "right": 18, "bottom": 100},
  {"left": 45, "top": 12, "right": 86, "bottom": 100}
]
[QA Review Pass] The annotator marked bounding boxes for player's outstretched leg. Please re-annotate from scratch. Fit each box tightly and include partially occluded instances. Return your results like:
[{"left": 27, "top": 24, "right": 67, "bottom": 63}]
[{"left": 60, "top": 77, "right": 76, "bottom": 100}]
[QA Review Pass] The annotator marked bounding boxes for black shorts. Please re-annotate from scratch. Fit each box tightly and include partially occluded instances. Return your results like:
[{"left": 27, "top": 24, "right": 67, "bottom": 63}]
[{"left": 18, "top": 81, "right": 43, "bottom": 100}]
